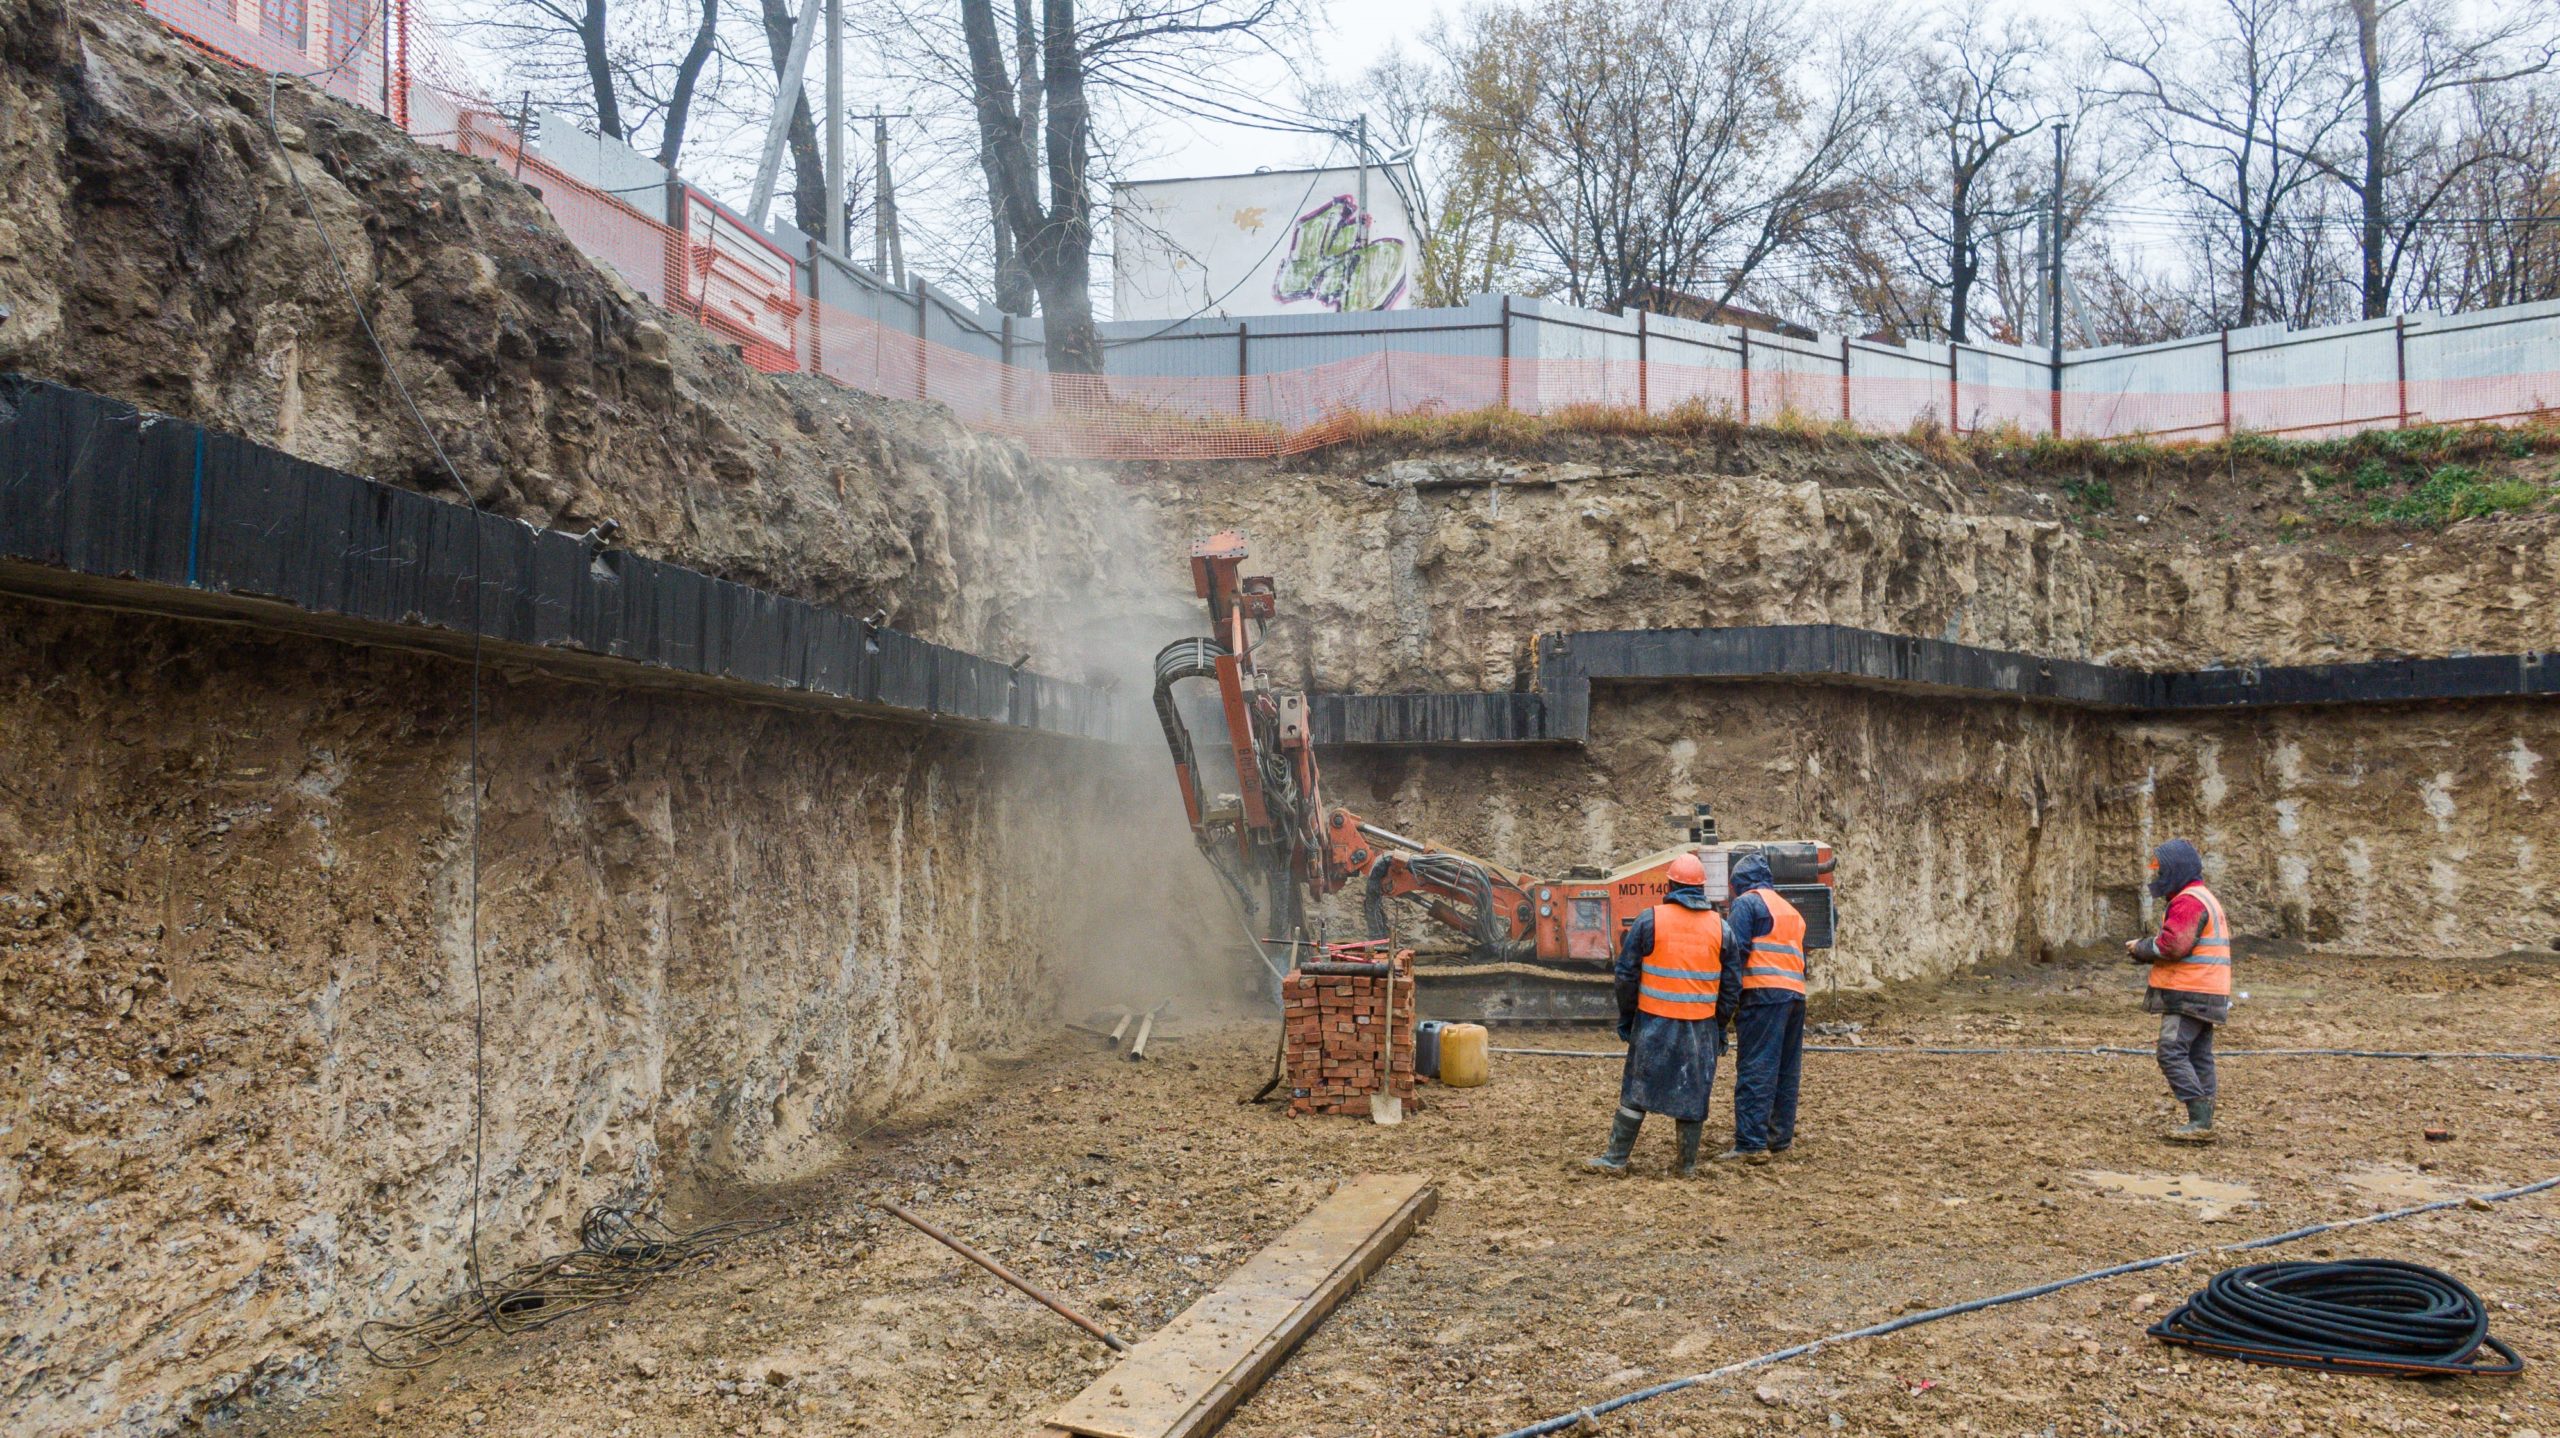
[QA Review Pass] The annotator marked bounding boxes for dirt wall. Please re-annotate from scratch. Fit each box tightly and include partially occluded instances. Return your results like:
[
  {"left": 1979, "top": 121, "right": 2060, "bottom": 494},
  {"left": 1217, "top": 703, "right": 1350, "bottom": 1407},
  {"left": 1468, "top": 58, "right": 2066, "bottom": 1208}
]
[
  {"left": 0, "top": 0, "right": 1171, "bottom": 663},
  {"left": 1132, "top": 448, "right": 2557, "bottom": 974},
  {"left": 1128, "top": 448, "right": 2560, "bottom": 691},
  {"left": 0, "top": 599, "right": 1217, "bottom": 1436},
  {"left": 1326, "top": 685, "right": 2109, "bottom": 990},
  {"left": 2106, "top": 702, "right": 2560, "bottom": 954}
]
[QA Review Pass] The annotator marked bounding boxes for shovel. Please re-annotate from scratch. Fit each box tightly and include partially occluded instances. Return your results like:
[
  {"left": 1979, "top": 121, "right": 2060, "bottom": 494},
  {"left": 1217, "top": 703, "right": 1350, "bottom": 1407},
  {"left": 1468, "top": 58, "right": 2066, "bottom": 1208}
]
[{"left": 1370, "top": 951, "right": 1404, "bottom": 1126}]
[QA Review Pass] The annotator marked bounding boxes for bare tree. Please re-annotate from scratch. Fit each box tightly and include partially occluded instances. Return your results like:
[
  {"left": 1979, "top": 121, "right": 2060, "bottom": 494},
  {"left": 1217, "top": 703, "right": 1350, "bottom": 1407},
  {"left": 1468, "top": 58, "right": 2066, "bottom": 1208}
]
[
  {"left": 2329, "top": 0, "right": 2558, "bottom": 316},
  {"left": 2396, "top": 79, "right": 2560, "bottom": 309},
  {"left": 1436, "top": 0, "right": 1887, "bottom": 315},
  {"left": 2102, "top": 0, "right": 2356, "bottom": 325},
  {"left": 943, "top": 0, "right": 1307, "bottom": 370},
  {"left": 1863, "top": 4, "right": 2053, "bottom": 342},
  {"left": 974, "top": 0, "right": 1042, "bottom": 316},
  {"left": 452, "top": 0, "right": 735, "bottom": 171}
]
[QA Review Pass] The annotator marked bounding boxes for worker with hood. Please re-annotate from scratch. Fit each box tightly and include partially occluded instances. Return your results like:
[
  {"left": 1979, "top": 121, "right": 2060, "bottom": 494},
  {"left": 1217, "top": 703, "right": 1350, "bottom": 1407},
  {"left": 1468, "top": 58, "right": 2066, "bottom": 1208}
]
[
  {"left": 1586, "top": 851, "right": 1741, "bottom": 1178},
  {"left": 1720, "top": 851, "right": 1810, "bottom": 1164},
  {"left": 2127, "top": 838, "right": 2232, "bottom": 1143}
]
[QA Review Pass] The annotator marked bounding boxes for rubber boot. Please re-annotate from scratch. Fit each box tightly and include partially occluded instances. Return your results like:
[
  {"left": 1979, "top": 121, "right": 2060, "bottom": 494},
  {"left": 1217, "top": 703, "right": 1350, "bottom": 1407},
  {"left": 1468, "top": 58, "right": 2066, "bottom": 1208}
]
[
  {"left": 1674, "top": 1121, "right": 1704, "bottom": 1178},
  {"left": 1583, "top": 1109, "right": 1643, "bottom": 1175},
  {"left": 2165, "top": 1098, "right": 2217, "bottom": 1144}
]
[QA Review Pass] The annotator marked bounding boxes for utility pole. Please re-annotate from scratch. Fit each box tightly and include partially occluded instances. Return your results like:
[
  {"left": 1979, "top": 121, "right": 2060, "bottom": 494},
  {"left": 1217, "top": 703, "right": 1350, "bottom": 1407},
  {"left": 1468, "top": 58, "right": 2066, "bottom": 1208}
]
[
  {"left": 2047, "top": 121, "right": 2068, "bottom": 435},
  {"left": 875, "top": 115, "right": 901, "bottom": 286},
  {"left": 823, "top": 0, "right": 843, "bottom": 253},
  {"left": 848, "top": 112, "right": 912, "bottom": 285},
  {"left": 1355, "top": 113, "right": 1369, "bottom": 221}
]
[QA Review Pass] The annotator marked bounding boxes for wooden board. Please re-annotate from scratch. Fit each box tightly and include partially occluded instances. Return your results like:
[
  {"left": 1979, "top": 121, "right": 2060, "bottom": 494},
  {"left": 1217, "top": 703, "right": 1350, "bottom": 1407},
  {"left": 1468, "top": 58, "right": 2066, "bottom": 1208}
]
[{"left": 1045, "top": 1173, "right": 1437, "bottom": 1438}]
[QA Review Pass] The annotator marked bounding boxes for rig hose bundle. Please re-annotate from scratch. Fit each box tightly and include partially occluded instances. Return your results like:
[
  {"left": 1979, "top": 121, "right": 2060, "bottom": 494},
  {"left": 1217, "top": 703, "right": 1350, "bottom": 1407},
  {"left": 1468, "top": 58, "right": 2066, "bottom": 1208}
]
[
  {"left": 2149, "top": 1259, "right": 2523, "bottom": 1378},
  {"left": 357, "top": 1204, "right": 791, "bottom": 1368}
]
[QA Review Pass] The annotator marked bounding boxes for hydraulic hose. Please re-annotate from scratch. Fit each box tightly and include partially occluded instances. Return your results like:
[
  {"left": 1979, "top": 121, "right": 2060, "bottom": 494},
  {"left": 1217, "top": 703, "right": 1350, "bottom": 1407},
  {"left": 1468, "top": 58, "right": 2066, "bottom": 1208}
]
[
  {"left": 2149, "top": 1260, "right": 2521, "bottom": 1377},
  {"left": 1150, "top": 637, "right": 1229, "bottom": 803},
  {"left": 1490, "top": 1173, "right": 2560, "bottom": 1437}
]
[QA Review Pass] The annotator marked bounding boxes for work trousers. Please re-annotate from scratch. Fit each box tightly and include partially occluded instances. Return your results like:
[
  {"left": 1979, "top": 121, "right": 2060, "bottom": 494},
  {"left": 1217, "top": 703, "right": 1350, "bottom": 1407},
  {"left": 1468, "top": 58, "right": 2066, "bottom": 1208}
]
[
  {"left": 2156, "top": 1011, "right": 2218, "bottom": 1103},
  {"left": 1731, "top": 998, "right": 1805, "bottom": 1153}
]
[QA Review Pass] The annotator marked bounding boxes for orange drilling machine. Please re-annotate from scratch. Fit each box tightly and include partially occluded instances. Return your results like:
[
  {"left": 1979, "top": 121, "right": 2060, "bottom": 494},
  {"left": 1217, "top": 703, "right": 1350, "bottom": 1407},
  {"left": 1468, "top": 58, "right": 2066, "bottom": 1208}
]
[{"left": 1154, "top": 533, "right": 1837, "bottom": 1021}]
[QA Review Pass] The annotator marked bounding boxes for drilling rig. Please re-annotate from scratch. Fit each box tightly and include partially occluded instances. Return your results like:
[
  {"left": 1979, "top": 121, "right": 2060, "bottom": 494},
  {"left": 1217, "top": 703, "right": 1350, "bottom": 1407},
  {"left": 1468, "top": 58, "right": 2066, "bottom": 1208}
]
[{"left": 1155, "top": 533, "right": 1838, "bottom": 1022}]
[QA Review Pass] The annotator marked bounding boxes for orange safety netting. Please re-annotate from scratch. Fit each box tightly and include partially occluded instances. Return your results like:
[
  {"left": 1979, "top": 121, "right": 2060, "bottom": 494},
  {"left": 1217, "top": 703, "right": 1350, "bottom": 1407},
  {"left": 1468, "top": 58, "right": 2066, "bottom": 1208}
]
[{"left": 120, "top": 0, "right": 2560, "bottom": 461}]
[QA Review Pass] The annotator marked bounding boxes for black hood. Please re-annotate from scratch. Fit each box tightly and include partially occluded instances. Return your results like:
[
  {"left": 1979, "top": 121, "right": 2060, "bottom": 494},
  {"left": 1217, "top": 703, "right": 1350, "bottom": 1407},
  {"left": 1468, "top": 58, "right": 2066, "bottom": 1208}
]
[
  {"left": 1731, "top": 852, "right": 1774, "bottom": 892},
  {"left": 2148, "top": 838, "right": 2203, "bottom": 900}
]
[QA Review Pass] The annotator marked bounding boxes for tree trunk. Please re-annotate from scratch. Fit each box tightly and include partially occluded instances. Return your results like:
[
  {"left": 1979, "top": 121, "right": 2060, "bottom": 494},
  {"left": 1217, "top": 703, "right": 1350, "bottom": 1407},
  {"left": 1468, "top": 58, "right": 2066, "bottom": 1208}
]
[
  {"left": 991, "top": 0, "right": 1039, "bottom": 316},
  {"left": 959, "top": 0, "right": 1101, "bottom": 371},
  {"left": 758, "top": 0, "right": 830, "bottom": 241},
  {"left": 1036, "top": 0, "right": 1101, "bottom": 372},
  {"left": 578, "top": 0, "right": 621, "bottom": 141},
  {"left": 1948, "top": 171, "right": 1975, "bottom": 344},
  {"left": 653, "top": 0, "right": 720, "bottom": 171},
  {"left": 2353, "top": 0, "right": 2389, "bottom": 318}
]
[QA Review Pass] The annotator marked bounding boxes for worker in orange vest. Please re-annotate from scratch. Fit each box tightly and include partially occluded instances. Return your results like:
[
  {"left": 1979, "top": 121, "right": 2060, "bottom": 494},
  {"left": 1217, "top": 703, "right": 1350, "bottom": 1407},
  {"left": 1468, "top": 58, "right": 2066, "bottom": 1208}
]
[
  {"left": 2126, "top": 838, "right": 2231, "bottom": 1143},
  {"left": 1585, "top": 852, "right": 1741, "bottom": 1178},
  {"left": 1720, "top": 851, "right": 1808, "bottom": 1165}
]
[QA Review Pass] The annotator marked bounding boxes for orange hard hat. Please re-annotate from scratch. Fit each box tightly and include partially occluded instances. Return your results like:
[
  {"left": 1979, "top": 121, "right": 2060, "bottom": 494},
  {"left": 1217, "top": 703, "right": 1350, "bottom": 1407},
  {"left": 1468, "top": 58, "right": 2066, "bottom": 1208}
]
[{"left": 1667, "top": 852, "right": 1709, "bottom": 887}]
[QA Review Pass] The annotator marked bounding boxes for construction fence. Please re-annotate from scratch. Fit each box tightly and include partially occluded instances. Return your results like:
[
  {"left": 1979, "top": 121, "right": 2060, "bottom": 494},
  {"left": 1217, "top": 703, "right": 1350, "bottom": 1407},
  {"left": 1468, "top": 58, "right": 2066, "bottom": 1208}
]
[{"left": 131, "top": 0, "right": 2560, "bottom": 460}]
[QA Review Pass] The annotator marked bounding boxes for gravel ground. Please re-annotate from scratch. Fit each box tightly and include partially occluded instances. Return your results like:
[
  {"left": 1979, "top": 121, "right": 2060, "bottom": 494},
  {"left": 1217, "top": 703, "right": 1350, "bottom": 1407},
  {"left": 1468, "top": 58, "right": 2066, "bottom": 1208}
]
[{"left": 252, "top": 952, "right": 2560, "bottom": 1438}]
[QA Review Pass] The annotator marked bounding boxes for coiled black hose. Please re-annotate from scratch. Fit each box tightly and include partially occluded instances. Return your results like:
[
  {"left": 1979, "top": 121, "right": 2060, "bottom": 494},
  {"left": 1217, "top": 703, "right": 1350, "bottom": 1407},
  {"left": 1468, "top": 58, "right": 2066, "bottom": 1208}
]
[{"left": 2149, "top": 1259, "right": 2522, "bottom": 1377}]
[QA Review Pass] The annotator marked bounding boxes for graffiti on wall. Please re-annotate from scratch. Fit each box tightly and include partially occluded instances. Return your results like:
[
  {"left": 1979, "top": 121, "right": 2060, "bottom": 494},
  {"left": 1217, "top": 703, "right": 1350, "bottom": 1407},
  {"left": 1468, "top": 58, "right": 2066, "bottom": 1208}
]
[{"left": 1271, "top": 196, "right": 1409, "bottom": 313}]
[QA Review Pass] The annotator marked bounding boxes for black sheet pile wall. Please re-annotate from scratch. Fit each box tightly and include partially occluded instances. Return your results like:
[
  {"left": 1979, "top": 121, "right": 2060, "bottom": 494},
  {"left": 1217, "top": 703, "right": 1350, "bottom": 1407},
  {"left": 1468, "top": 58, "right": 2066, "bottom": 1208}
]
[{"left": 0, "top": 376, "right": 1123, "bottom": 741}]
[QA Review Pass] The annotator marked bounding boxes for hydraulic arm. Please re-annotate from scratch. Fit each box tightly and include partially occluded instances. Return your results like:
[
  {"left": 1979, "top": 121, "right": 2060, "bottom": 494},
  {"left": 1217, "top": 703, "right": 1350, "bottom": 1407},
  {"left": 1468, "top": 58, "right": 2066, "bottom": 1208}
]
[{"left": 1154, "top": 534, "right": 1837, "bottom": 1020}]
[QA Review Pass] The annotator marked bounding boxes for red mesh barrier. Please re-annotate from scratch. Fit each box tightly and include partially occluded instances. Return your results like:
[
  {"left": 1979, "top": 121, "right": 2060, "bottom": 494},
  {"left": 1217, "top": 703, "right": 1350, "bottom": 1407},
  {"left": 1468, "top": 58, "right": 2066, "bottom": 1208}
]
[{"left": 113, "top": 0, "right": 2560, "bottom": 461}]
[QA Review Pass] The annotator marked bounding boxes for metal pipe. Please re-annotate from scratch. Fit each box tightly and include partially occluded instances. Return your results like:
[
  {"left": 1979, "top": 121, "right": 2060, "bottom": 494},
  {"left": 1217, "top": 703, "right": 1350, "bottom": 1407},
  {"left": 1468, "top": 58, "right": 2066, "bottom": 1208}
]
[
  {"left": 880, "top": 1201, "right": 1130, "bottom": 1352},
  {"left": 1355, "top": 821, "right": 1429, "bottom": 853}
]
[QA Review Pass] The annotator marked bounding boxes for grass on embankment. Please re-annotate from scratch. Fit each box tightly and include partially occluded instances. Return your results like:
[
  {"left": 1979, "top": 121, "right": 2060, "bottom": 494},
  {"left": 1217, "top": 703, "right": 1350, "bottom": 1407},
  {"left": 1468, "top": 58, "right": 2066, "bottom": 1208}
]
[{"left": 1319, "top": 403, "right": 2560, "bottom": 534}]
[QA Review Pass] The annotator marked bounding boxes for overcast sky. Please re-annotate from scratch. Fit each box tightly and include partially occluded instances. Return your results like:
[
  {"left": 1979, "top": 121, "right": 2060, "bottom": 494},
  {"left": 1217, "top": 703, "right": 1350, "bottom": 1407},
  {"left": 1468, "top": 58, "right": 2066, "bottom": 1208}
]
[{"left": 1130, "top": 2, "right": 1458, "bottom": 183}]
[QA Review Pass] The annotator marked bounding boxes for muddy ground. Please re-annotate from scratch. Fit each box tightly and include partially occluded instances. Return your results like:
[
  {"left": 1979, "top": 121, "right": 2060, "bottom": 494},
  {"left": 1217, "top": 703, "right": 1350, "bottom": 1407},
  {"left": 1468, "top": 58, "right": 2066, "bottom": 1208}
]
[{"left": 250, "top": 952, "right": 2560, "bottom": 1438}]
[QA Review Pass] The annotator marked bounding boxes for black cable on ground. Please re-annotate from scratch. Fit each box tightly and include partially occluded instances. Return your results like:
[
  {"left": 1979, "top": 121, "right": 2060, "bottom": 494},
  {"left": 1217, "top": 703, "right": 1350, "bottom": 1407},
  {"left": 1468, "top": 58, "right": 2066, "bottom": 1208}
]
[
  {"left": 1492, "top": 1044, "right": 2560, "bottom": 1062},
  {"left": 355, "top": 1204, "right": 793, "bottom": 1368},
  {"left": 2148, "top": 1259, "right": 2523, "bottom": 1377},
  {"left": 1491, "top": 1173, "right": 2560, "bottom": 1437}
]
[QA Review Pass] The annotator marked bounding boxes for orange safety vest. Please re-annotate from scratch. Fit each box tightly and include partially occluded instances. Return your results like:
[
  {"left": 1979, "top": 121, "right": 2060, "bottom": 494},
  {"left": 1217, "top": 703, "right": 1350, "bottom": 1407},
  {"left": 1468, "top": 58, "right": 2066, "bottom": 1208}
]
[
  {"left": 2150, "top": 884, "right": 2232, "bottom": 996},
  {"left": 1637, "top": 903, "right": 1725, "bottom": 1021},
  {"left": 1740, "top": 889, "right": 1808, "bottom": 995}
]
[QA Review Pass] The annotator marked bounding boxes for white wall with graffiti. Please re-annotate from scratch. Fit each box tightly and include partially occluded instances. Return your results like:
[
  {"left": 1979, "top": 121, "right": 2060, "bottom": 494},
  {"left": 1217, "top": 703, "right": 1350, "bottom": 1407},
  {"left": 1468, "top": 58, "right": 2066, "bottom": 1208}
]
[{"left": 1110, "top": 164, "right": 1423, "bottom": 322}]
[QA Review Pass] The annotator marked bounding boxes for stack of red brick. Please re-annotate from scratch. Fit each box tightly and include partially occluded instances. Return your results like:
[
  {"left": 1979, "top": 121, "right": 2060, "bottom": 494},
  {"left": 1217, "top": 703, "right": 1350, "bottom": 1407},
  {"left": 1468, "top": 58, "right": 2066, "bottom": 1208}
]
[{"left": 1283, "top": 953, "right": 1417, "bottom": 1117}]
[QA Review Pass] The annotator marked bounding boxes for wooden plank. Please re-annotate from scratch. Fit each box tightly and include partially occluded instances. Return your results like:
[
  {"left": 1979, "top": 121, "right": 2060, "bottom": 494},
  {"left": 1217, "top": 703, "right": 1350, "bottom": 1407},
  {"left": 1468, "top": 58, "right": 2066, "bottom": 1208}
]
[{"left": 1045, "top": 1173, "right": 1437, "bottom": 1438}]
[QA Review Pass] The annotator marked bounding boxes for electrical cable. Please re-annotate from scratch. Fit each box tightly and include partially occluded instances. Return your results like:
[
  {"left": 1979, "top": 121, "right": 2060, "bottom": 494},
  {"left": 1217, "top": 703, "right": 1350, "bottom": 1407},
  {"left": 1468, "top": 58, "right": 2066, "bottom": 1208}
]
[
  {"left": 1493, "top": 1173, "right": 2560, "bottom": 1437},
  {"left": 262, "top": 66, "right": 494, "bottom": 1296},
  {"left": 1492, "top": 1043, "right": 2560, "bottom": 1062},
  {"left": 2148, "top": 1259, "right": 2522, "bottom": 1377},
  {"left": 355, "top": 1203, "right": 793, "bottom": 1368},
  {"left": 1102, "top": 136, "right": 1346, "bottom": 348}
]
